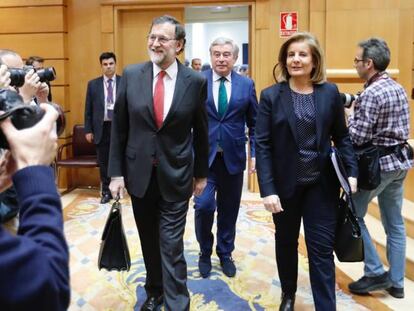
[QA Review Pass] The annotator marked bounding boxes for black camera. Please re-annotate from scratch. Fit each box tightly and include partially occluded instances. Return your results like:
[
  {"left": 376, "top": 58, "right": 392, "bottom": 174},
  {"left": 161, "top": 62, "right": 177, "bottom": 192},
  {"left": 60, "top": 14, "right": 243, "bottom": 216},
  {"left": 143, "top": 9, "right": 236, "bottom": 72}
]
[
  {"left": 0, "top": 89, "right": 65, "bottom": 149},
  {"left": 9, "top": 66, "right": 56, "bottom": 88},
  {"left": 340, "top": 93, "right": 359, "bottom": 108}
]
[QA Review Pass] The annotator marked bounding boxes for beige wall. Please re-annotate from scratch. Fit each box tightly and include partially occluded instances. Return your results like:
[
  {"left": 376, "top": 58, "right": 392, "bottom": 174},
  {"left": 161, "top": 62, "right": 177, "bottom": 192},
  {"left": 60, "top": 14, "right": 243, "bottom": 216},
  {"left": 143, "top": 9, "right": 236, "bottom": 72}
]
[{"left": 1, "top": 0, "right": 413, "bottom": 196}]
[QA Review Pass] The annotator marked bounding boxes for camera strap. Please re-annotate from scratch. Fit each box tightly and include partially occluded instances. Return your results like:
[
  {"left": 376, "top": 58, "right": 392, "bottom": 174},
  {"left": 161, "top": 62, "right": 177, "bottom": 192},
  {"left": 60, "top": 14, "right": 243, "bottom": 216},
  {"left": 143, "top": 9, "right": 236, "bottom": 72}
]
[{"left": 364, "top": 71, "right": 387, "bottom": 89}]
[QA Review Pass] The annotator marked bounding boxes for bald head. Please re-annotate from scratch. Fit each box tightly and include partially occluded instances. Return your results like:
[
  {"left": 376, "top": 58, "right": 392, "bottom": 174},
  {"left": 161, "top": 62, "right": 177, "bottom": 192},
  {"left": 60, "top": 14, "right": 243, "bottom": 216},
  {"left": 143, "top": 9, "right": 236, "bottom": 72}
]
[{"left": 0, "top": 49, "right": 24, "bottom": 69}]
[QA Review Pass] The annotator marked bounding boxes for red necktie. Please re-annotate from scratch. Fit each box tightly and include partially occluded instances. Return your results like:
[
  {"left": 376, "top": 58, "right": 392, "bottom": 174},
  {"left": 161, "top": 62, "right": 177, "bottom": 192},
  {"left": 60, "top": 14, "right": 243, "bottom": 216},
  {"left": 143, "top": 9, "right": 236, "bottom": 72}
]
[{"left": 154, "top": 71, "right": 166, "bottom": 129}]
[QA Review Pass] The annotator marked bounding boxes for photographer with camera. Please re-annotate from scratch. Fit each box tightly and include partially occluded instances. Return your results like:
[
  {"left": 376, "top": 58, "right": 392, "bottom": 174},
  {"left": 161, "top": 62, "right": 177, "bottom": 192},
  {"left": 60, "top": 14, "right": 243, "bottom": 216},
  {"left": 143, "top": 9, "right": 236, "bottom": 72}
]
[
  {"left": 26, "top": 55, "right": 53, "bottom": 102},
  {"left": 346, "top": 38, "right": 413, "bottom": 299},
  {"left": 0, "top": 97, "right": 70, "bottom": 310},
  {"left": 0, "top": 49, "right": 50, "bottom": 105}
]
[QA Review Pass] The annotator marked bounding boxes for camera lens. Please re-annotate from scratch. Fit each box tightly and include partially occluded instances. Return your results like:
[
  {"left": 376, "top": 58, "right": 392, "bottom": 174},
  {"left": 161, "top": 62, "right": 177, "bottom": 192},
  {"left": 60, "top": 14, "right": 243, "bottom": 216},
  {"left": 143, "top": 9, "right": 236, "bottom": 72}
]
[
  {"left": 8, "top": 68, "right": 26, "bottom": 87},
  {"left": 37, "top": 67, "right": 56, "bottom": 83},
  {"left": 340, "top": 93, "right": 356, "bottom": 108}
]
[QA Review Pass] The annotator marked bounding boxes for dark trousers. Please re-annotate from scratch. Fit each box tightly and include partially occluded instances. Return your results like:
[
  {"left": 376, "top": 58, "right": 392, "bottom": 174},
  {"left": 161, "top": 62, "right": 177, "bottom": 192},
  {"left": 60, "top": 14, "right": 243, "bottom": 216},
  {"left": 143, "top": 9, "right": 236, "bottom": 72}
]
[
  {"left": 194, "top": 154, "right": 244, "bottom": 258},
  {"left": 131, "top": 169, "right": 190, "bottom": 311},
  {"left": 96, "top": 121, "right": 111, "bottom": 195},
  {"left": 274, "top": 182, "right": 338, "bottom": 311}
]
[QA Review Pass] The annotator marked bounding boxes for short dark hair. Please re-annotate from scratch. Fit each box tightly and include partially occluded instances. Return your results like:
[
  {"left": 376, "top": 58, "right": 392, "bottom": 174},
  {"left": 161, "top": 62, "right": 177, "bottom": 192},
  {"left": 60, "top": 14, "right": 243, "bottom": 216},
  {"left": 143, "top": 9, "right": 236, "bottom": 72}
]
[
  {"left": 358, "top": 38, "right": 390, "bottom": 71},
  {"left": 150, "top": 15, "right": 186, "bottom": 53},
  {"left": 99, "top": 52, "right": 116, "bottom": 64},
  {"left": 26, "top": 56, "right": 44, "bottom": 66}
]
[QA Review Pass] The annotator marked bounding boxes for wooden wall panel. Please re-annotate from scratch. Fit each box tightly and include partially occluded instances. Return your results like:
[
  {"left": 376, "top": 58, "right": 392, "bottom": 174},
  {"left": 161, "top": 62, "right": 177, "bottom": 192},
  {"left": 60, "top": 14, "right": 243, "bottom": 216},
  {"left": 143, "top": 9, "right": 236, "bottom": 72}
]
[
  {"left": 0, "top": 33, "right": 66, "bottom": 59},
  {"left": 0, "top": 0, "right": 64, "bottom": 7},
  {"left": 0, "top": 6, "right": 66, "bottom": 33},
  {"left": 326, "top": 8, "right": 399, "bottom": 69}
]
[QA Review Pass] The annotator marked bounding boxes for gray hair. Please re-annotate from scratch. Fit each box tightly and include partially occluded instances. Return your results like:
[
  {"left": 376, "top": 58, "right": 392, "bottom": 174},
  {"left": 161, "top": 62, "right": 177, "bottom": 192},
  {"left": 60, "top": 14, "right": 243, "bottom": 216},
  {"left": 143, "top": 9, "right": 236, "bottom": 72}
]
[
  {"left": 358, "top": 37, "right": 390, "bottom": 71},
  {"left": 209, "top": 37, "right": 239, "bottom": 59}
]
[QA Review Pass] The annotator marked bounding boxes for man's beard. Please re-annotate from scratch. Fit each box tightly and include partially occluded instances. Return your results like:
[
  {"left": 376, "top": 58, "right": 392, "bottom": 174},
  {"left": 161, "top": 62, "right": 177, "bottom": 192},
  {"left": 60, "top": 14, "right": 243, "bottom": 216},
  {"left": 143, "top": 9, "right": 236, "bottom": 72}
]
[{"left": 148, "top": 49, "right": 165, "bottom": 65}]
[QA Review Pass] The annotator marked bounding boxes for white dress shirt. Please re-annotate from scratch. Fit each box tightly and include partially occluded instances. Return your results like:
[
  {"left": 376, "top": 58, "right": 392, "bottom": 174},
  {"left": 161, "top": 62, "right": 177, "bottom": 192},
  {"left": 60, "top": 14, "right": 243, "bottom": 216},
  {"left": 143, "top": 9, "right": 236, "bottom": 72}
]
[
  {"left": 103, "top": 75, "right": 116, "bottom": 121},
  {"left": 152, "top": 60, "right": 178, "bottom": 121},
  {"left": 212, "top": 71, "right": 232, "bottom": 112}
]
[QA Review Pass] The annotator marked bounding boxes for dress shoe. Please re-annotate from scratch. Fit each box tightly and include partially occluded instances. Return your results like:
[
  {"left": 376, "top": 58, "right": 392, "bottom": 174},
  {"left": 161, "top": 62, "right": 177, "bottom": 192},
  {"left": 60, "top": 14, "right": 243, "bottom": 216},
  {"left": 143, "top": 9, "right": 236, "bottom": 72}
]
[
  {"left": 198, "top": 255, "right": 212, "bottom": 278},
  {"left": 348, "top": 271, "right": 391, "bottom": 294},
  {"left": 141, "top": 295, "right": 163, "bottom": 311},
  {"left": 220, "top": 257, "right": 236, "bottom": 277},
  {"left": 100, "top": 193, "right": 112, "bottom": 204},
  {"left": 279, "top": 292, "right": 295, "bottom": 311},
  {"left": 386, "top": 286, "right": 404, "bottom": 298}
]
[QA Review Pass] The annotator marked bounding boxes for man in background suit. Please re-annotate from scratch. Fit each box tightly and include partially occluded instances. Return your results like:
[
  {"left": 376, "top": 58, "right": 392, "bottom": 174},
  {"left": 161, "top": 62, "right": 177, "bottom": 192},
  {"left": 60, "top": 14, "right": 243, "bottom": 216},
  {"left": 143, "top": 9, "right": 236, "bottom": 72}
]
[
  {"left": 84, "top": 52, "right": 121, "bottom": 204},
  {"left": 194, "top": 37, "right": 258, "bottom": 278},
  {"left": 109, "top": 15, "right": 208, "bottom": 311}
]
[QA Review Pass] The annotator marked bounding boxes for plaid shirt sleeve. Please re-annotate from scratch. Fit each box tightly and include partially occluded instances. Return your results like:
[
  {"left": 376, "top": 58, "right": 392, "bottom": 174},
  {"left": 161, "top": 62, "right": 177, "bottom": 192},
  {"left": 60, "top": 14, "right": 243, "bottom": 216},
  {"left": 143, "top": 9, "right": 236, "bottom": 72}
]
[{"left": 347, "top": 87, "right": 380, "bottom": 146}]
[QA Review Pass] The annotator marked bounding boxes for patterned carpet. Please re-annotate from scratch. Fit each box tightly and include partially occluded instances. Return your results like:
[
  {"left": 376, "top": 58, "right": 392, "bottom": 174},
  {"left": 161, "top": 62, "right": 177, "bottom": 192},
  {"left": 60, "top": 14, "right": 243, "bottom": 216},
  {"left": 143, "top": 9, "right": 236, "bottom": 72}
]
[{"left": 63, "top": 189, "right": 388, "bottom": 311}]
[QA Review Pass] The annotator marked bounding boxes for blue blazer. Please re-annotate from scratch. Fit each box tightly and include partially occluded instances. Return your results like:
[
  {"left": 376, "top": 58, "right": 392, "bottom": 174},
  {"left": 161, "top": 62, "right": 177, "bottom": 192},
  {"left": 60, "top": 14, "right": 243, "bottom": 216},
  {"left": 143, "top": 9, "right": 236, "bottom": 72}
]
[
  {"left": 204, "top": 69, "right": 258, "bottom": 174},
  {"left": 256, "top": 82, "right": 358, "bottom": 199},
  {"left": 0, "top": 167, "right": 69, "bottom": 310}
]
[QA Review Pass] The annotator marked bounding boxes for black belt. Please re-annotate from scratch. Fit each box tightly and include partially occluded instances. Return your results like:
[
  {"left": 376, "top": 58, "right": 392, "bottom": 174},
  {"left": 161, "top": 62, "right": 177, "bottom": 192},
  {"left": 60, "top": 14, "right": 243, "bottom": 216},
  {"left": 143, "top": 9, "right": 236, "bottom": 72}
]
[{"left": 378, "top": 142, "right": 413, "bottom": 161}]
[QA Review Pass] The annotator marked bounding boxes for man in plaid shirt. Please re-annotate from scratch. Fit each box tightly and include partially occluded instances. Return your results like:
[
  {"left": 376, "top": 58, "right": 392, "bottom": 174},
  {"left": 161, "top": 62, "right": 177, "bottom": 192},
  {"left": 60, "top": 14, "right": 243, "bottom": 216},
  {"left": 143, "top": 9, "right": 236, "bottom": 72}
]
[{"left": 346, "top": 38, "right": 413, "bottom": 299}]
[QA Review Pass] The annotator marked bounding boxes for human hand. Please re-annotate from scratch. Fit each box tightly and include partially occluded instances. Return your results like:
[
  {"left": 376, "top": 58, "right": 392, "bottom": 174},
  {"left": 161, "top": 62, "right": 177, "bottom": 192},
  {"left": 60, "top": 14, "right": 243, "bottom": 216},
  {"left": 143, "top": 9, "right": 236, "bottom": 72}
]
[
  {"left": 85, "top": 133, "right": 94, "bottom": 143},
  {"left": 344, "top": 100, "right": 356, "bottom": 117},
  {"left": 109, "top": 177, "right": 125, "bottom": 199},
  {"left": 348, "top": 176, "right": 358, "bottom": 193},
  {"left": 19, "top": 69, "right": 41, "bottom": 103},
  {"left": 0, "top": 65, "right": 11, "bottom": 88},
  {"left": 35, "top": 82, "right": 50, "bottom": 103},
  {"left": 193, "top": 177, "right": 207, "bottom": 196},
  {"left": 249, "top": 157, "right": 256, "bottom": 175},
  {"left": 263, "top": 194, "right": 284, "bottom": 214},
  {"left": 0, "top": 103, "right": 58, "bottom": 170}
]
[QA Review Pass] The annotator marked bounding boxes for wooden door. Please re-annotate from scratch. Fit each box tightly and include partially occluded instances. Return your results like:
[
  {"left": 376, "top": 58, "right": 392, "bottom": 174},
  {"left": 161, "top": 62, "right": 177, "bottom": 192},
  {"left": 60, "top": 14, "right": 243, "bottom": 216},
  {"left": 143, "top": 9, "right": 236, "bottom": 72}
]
[{"left": 116, "top": 8, "right": 185, "bottom": 70}]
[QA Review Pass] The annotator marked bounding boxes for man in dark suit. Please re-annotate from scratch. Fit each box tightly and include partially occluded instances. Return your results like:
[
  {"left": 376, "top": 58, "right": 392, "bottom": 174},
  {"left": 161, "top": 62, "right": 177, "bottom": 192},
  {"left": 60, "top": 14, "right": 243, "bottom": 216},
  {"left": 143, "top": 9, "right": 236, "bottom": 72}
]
[
  {"left": 194, "top": 37, "right": 257, "bottom": 278},
  {"left": 108, "top": 15, "right": 208, "bottom": 311},
  {"left": 84, "top": 52, "right": 121, "bottom": 204}
]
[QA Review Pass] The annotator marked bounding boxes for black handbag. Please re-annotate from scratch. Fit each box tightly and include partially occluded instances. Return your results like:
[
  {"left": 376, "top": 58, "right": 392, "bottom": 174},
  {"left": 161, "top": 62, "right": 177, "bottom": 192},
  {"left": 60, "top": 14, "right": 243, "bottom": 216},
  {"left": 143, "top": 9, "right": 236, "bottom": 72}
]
[
  {"left": 98, "top": 198, "right": 131, "bottom": 271},
  {"left": 330, "top": 147, "right": 364, "bottom": 262},
  {"left": 334, "top": 192, "right": 364, "bottom": 262},
  {"left": 354, "top": 143, "right": 381, "bottom": 190}
]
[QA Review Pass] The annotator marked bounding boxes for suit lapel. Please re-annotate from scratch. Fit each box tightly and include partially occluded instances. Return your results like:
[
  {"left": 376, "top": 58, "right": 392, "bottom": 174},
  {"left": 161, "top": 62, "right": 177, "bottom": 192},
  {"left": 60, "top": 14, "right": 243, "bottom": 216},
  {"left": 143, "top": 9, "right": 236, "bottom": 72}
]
[
  {"left": 162, "top": 61, "right": 190, "bottom": 128},
  {"left": 138, "top": 62, "right": 156, "bottom": 130},
  {"left": 225, "top": 71, "right": 239, "bottom": 117},
  {"left": 115, "top": 75, "right": 121, "bottom": 95},
  {"left": 207, "top": 70, "right": 218, "bottom": 117},
  {"left": 280, "top": 83, "right": 299, "bottom": 144},
  {"left": 98, "top": 77, "right": 105, "bottom": 106},
  {"left": 314, "top": 84, "right": 323, "bottom": 148}
]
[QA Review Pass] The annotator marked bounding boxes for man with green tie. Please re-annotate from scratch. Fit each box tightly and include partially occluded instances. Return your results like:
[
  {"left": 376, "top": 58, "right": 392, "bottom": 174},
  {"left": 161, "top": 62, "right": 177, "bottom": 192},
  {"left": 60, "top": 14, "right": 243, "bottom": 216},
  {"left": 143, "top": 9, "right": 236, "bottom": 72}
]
[{"left": 194, "top": 37, "right": 258, "bottom": 278}]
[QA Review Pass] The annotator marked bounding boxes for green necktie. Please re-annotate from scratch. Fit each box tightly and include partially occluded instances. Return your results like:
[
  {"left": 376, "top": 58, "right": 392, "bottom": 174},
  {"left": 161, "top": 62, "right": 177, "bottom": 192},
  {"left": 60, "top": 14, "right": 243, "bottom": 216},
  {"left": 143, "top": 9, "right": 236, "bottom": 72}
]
[{"left": 218, "top": 77, "right": 228, "bottom": 118}]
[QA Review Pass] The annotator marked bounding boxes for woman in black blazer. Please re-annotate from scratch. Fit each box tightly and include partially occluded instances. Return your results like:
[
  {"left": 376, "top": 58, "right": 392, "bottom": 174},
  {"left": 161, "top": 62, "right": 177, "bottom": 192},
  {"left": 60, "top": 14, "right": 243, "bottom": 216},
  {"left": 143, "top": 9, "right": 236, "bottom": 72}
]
[{"left": 255, "top": 32, "right": 358, "bottom": 311}]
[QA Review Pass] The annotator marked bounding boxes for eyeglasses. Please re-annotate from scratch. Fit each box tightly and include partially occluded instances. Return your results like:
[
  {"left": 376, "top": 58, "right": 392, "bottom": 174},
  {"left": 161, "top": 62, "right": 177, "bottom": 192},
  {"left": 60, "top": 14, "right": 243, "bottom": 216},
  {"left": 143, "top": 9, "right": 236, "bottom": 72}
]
[
  {"left": 147, "top": 35, "right": 176, "bottom": 44},
  {"left": 353, "top": 58, "right": 365, "bottom": 64}
]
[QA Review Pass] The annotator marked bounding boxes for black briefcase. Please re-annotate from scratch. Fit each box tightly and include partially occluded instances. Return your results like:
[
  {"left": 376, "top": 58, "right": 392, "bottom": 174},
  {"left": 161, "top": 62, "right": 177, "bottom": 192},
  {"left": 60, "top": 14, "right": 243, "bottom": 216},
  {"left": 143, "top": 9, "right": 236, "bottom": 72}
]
[{"left": 98, "top": 198, "right": 131, "bottom": 271}]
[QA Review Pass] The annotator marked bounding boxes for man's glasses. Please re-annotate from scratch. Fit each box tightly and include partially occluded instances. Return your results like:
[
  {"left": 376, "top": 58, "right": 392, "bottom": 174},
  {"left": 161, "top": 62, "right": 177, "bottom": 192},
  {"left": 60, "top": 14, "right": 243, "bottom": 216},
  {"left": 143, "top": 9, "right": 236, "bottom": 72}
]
[
  {"left": 147, "top": 35, "right": 176, "bottom": 44},
  {"left": 353, "top": 58, "right": 365, "bottom": 64}
]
